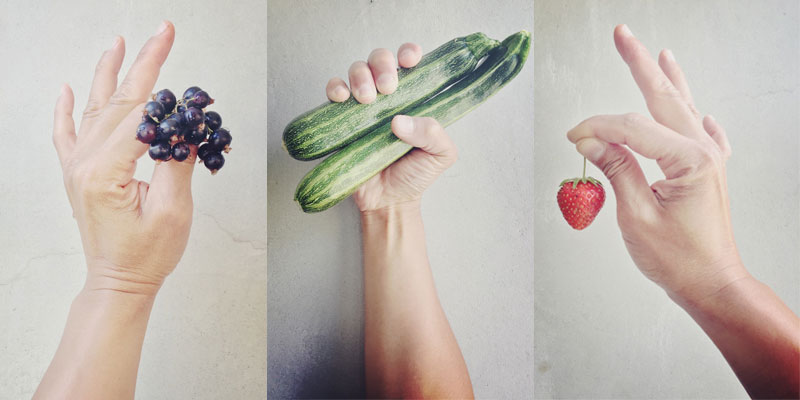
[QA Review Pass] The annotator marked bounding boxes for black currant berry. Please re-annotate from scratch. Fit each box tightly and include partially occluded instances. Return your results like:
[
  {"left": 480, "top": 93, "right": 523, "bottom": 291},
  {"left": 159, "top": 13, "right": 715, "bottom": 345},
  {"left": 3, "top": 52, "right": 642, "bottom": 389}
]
[
  {"left": 184, "top": 124, "right": 208, "bottom": 145},
  {"left": 171, "top": 142, "right": 191, "bottom": 162},
  {"left": 144, "top": 101, "right": 166, "bottom": 122},
  {"left": 156, "top": 118, "right": 181, "bottom": 142},
  {"left": 183, "top": 86, "right": 202, "bottom": 101},
  {"left": 187, "top": 90, "right": 213, "bottom": 109},
  {"left": 208, "top": 128, "right": 232, "bottom": 152},
  {"left": 167, "top": 109, "right": 187, "bottom": 126},
  {"left": 184, "top": 107, "right": 205, "bottom": 127},
  {"left": 203, "top": 152, "right": 225, "bottom": 174},
  {"left": 197, "top": 143, "right": 213, "bottom": 161},
  {"left": 204, "top": 111, "right": 222, "bottom": 131},
  {"left": 148, "top": 141, "right": 171, "bottom": 161},
  {"left": 136, "top": 121, "right": 157, "bottom": 143},
  {"left": 176, "top": 104, "right": 187, "bottom": 114},
  {"left": 154, "top": 89, "right": 177, "bottom": 113}
]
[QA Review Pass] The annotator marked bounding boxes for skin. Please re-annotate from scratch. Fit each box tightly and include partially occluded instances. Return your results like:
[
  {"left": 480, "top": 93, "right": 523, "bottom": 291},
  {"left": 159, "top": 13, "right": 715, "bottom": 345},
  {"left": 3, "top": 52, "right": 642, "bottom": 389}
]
[
  {"left": 327, "top": 43, "right": 474, "bottom": 398},
  {"left": 567, "top": 24, "right": 800, "bottom": 398},
  {"left": 36, "top": 21, "right": 193, "bottom": 399}
]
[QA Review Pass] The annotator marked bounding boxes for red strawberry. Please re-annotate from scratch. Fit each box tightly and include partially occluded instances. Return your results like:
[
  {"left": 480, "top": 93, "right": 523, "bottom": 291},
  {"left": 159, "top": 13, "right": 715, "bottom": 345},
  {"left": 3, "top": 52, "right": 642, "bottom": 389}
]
[{"left": 558, "top": 158, "right": 605, "bottom": 230}]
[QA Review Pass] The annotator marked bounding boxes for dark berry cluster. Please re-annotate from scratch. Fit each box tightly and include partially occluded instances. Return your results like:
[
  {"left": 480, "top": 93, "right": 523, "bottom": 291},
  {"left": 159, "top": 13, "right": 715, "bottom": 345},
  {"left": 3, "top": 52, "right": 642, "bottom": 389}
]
[{"left": 136, "top": 87, "right": 232, "bottom": 174}]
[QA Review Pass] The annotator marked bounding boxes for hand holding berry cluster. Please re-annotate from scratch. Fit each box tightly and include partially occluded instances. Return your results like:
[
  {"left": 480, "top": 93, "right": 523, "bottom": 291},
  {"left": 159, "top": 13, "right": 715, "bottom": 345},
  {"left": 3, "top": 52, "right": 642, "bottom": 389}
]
[{"left": 135, "top": 86, "right": 232, "bottom": 174}]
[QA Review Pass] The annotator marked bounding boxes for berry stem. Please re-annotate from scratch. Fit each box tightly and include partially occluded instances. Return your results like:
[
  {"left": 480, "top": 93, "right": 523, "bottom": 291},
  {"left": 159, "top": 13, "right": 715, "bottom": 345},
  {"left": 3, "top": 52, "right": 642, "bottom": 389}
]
[{"left": 582, "top": 157, "right": 587, "bottom": 180}]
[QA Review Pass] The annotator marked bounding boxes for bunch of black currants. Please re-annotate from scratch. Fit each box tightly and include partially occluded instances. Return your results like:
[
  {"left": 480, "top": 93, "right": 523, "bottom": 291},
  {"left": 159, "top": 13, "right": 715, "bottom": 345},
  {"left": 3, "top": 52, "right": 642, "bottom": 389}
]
[{"left": 135, "top": 87, "right": 232, "bottom": 174}]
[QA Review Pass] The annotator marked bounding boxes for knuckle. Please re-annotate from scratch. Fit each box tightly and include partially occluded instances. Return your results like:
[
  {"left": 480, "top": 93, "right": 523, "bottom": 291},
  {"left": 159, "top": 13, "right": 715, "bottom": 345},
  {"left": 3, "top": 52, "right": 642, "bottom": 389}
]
[
  {"left": 622, "top": 112, "right": 646, "bottom": 129},
  {"left": 82, "top": 101, "right": 104, "bottom": 119},
  {"left": 653, "top": 77, "right": 682, "bottom": 99},
  {"left": 108, "top": 81, "right": 142, "bottom": 107},
  {"left": 600, "top": 150, "right": 635, "bottom": 181}
]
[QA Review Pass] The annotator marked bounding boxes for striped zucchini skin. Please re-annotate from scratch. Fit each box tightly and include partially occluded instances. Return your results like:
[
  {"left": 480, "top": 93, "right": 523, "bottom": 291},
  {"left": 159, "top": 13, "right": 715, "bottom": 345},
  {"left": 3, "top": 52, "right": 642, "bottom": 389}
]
[
  {"left": 283, "top": 33, "right": 499, "bottom": 161},
  {"left": 295, "top": 31, "right": 531, "bottom": 213}
]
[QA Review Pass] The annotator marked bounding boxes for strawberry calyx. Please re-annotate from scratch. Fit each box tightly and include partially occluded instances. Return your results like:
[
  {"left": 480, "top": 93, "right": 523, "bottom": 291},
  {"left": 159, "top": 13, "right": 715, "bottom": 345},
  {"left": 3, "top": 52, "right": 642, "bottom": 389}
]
[
  {"left": 559, "top": 157, "right": 603, "bottom": 189},
  {"left": 559, "top": 176, "right": 603, "bottom": 189}
]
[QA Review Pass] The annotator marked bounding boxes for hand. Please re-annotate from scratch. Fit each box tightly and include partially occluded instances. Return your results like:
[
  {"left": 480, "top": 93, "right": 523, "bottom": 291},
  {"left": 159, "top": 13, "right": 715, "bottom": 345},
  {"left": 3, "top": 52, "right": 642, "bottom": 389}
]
[
  {"left": 566, "top": 25, "right": 744, "bottom": 304},
  {"left": 52, "top": 21, "right": 193, "bottom": 297},
  {"left": 326, "top": 43, "right": 458, "bottom": 212}
]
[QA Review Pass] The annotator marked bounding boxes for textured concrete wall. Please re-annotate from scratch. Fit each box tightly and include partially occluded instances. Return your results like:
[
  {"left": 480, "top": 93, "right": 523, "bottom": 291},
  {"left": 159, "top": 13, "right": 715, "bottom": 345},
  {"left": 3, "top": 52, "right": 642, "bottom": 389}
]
[
  {"left": 534, "top": 0, "right": 799, "bottom": 398},
  {"left": 267, "top": 0, "right": 534, "bottom": 397},
  {"left": 0, "top": 1, "right": 267, "bottom": 398}
]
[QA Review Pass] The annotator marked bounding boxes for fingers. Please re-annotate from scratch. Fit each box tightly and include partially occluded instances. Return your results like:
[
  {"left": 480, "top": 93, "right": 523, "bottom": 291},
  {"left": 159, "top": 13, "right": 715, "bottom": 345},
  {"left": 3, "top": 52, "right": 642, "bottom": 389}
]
[
  {"left": 658, "top": 49, "right": 694, "bottom": 106},
  {"left": 703, "top": 115, "right": 732, "bottom": 158},
  {"left": 567, "top": 113, "right": 696, "bottom": 179},
  {"left": 368, "top": 48, "right": 398, "bottom": 94},
  {"left": 574, "top": 138, "right": 655, "bottom": 209},
  {"left": 391, "top": 115, "right": 457, "bottom": 165},
  {"left": 101, "top": 21, "right": 175, "bottom": 130},
  {"left": 397, "top": 43, "right": 422, "bottom": 68},
  {"left": 613, "top": 24, "right": 702, "bottom": 137},
  {"left": 326, "top": 77, "right": 350, "bottom": 102},
  {"left": 82, "top": 36, "right": 125, "bottom": 125},
  {"left": 53, "top": 84, "right": 77, "bottom": 167},
  {"left": 348, "top": 61, "right": 377, "bottom": 104}
]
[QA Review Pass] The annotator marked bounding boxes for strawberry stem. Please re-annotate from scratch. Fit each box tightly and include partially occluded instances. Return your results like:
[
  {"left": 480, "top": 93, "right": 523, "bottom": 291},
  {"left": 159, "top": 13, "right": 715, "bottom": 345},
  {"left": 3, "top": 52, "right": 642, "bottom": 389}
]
[{"left": 582, "top": 157, "right": 587, "bottom": 180}]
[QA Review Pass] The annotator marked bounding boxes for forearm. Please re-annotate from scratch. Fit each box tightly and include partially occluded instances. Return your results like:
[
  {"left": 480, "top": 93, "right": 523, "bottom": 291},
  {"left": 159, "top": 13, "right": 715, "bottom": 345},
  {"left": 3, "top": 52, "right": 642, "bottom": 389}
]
[
  {"left": 673, "top": 271, "right": 800, "bottom": 399},
  {"left": 34, "top": 286, "right": 156, "bottom": 399},
  {"left": 361, "top": 201, "right": 473, "bottom": 399}
]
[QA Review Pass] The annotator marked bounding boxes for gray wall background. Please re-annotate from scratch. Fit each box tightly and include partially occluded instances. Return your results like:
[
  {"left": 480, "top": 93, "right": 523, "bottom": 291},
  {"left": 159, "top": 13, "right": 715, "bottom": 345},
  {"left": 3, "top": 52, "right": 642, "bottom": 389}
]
[
  {"left": 0, "top": 1, "right": 267, "bottom": 398},
  {"left": 267, "top": 0, "right": 534, "bottom": 398},
  {"left": 534, "top": 0, "right": 799, "bottom": 398}
]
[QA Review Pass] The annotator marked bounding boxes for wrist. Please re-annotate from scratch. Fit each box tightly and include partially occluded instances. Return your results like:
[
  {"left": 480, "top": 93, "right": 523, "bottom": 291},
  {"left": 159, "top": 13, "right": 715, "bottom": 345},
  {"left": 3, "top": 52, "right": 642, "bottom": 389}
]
[
  {"left": 360, "top": 200, "right": 422, "bottom": 225},
  {"left": 665, "top": 252, "right": 750, "bottom": 311},
  {"left": 85, "top": 260, "right": 165, "bottom": 298}
]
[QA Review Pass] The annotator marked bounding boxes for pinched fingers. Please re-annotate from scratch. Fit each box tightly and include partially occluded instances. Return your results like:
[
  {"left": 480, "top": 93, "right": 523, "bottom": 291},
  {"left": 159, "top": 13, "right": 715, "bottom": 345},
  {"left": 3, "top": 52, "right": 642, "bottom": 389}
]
[
  {"left": 53, "top": 85, "right": 77, "bottom": 168},
  {"left": 613, "top": 24, "right": 702, "bottom": 137},
  {"left": 391, "top": 115, "right": 457, "bottom": 166},
  {"left": 568, "top": 113, "right": 697, "bottom": 179}
]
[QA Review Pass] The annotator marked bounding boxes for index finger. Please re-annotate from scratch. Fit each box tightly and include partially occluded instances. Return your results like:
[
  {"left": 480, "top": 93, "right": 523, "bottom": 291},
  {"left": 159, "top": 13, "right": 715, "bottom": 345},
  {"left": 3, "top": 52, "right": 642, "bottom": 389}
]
[{"left": 613, "top": 24, "right": 702, "bottom": 138}]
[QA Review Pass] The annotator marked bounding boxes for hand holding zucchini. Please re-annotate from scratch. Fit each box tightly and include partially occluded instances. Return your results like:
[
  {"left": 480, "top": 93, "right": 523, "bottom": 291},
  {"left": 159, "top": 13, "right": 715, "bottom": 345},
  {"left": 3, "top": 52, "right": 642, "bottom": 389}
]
[
  {"left": 290, "top": 31, "right": 531, "bottom": 213},
  {"left": 283, "top": 33, "right": 500, "bottom": 161}
]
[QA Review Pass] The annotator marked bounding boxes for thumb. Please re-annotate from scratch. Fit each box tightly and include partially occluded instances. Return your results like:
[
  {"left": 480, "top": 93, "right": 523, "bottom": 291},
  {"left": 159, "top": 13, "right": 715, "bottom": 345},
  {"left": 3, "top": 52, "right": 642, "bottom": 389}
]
[
  {"left": 391, "top": 115, "right": 458, "bottom": 166},
  {"left": 575, "top": 138, "right": 654, "bottom": 210}
]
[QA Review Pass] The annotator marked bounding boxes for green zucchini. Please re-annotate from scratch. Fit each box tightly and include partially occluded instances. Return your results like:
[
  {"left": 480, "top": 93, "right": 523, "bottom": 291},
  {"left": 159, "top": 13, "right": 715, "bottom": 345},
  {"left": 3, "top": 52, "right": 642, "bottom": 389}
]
[
  {"left": 295, "top": 31, "right": 531, "bottom": 213},
  {"left": 283, "top": 32, "right": 500, "bottom": 161}
]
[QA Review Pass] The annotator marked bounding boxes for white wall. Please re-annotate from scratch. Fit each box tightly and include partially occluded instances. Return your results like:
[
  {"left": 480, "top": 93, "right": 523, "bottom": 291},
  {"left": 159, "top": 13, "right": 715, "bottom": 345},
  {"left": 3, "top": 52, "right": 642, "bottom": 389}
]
[
  {"left": 534, "top": 0, "right": 799, "bottom": 398},
  {"left": 0, "top": 1, "right": 267, "bottom": 398},
  {"left": 267, "top": 0, "right": 534, "bottom": 397}
]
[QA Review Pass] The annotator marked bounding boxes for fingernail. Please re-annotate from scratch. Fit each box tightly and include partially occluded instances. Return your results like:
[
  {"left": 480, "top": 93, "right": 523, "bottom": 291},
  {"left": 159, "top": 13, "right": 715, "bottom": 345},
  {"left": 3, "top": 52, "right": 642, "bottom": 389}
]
[
  {"left": 355, "top": 87, "right": 374, "bottom": 102},
  {"left": 377, "top": 74, "right": 395, "bottom": 90},
  {"left": 706, "top": 114, "right": 716, "bottom": 122},
  {"left": 155, "top": 20, "right": 169, "bottom": 35},
  {"left": 398, "top": 49, "right": 414, "bottom": 64},
  {"left": 664, "top": 49, "right": 675, "bottom": 62},
  {"left": 393, "top": 115, "right": 414, "bottom": 135},
  {"left": 111, "top": 36, "right": 121, "bottom": 49},
  {"left": 620, "top": 24, "right": 633, "bottom": 37},
  {"left": 576, "top": 138, "right": 605, "bottom": 161}
]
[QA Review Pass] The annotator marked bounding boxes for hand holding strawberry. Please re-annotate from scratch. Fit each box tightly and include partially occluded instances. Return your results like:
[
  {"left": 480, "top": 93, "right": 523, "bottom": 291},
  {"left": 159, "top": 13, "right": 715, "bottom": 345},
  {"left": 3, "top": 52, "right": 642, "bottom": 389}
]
[{"left": 557, "top": 158, "right": 605, "bottom": 230}]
